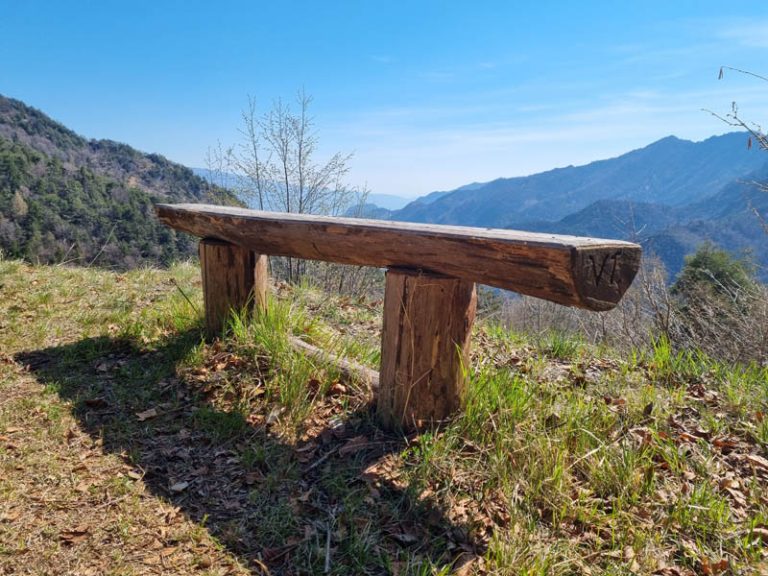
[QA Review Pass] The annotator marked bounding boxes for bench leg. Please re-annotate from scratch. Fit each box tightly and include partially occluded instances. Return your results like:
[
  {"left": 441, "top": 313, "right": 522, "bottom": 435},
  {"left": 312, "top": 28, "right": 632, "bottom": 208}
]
[
  {"left": 199, "top": 238, "right": 268, "bottom": 337},
  {"left": 377, "top": 268, "right": 477, "bottom": 431}
]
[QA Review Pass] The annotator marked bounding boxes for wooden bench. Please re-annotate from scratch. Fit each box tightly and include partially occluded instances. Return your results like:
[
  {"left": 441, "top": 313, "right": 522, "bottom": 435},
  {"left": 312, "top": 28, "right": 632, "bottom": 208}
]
[{"left": 156, "top": 203, "right": 642, "bottom": 431}]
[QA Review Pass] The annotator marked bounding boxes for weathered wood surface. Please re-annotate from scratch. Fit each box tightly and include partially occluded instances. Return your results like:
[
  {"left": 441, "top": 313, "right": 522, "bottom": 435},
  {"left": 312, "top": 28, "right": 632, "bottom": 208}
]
[
  {"left": 157, "top": 203, "right": 641, "bottom": 311},
  {"left": 377, "top": 269, "right": 477, "bottom": 431},
  {"left": 289, "top": 336, "right": 379, "bottom": 390},
  {"left": 199, "top": 238, "right": 267, "bottom": 336}
]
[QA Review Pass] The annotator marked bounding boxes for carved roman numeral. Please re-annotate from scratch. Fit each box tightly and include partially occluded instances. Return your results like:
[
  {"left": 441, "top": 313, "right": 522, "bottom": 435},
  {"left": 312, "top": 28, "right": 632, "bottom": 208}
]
[{"left": 588, "top": 251, "right": 620, "bottom": 287}]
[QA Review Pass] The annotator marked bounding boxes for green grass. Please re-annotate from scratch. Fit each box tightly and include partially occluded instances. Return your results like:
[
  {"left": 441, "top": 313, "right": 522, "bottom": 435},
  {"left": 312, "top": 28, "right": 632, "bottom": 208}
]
[
  {"left": 537, "top": 330, "right": 584, "bottom": 360},
  {"left": 1, "top": 256, "right": 767, "bottom": 574}
]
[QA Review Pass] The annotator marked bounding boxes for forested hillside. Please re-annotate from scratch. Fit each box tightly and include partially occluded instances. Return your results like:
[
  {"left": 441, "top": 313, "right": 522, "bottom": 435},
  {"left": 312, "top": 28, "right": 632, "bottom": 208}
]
[{"left": 0, "top": 95, "right": 238, "bottom": 268}]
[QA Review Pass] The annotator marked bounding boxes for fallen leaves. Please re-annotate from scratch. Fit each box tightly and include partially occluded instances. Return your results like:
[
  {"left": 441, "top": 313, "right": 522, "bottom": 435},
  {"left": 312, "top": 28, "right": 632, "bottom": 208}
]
[
  {"left": 748, "top": 527, "right": 768, "bottom": 542},
  {"left": 83, "top": 397, "right": 109, "bottom": 411},
  {"left": 699, "top": 557, "right": 729, "bottom": 575},
  {"left": 265, "top": 406, "right": 285, "bottom": 425},
  {"left": 391, "top": 531, "right": 418, "bottom": 545},
  {"left": 135, "top": 408, "right": 158, "bottom": 421},
  {"left": 338, "top": 435, "right": 369, "bottom": 456},
  {"left": 653, "top": 567, "right": 695, "bottom": 576},
  {"left": 327, "top": 382, "right": 347, "bottom": 396},
  {"left": 159, "top": 545, "right": 178, "bottom": 557},
  {"left": 244, "top": 471, "right": 263, "bottom": 485},
  {"left": 0, "top": 510, "right": 21, "bottom": 523},
  {"left": 169, "top": 481, "right": 189, "bottom": 493},
  {"left": 59, "top": 526, "right": 90, "bottom": 545},
  {"left": 294, "top": 440, "right": 318, "bottom": 463},
  {"left": 745, "top": 453, "right": 768, "bottom": 471}
]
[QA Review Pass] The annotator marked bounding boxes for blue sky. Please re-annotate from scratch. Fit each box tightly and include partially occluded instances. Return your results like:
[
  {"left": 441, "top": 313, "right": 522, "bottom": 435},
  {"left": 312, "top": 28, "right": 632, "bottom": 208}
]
[{"left": 2, "top": 1, "right": 768, "bottom": 197}]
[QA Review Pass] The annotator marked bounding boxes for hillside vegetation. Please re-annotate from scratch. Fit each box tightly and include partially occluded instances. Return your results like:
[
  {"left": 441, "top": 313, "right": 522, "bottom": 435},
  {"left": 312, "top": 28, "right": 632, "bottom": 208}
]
[
  {"left": 1, "top": 258, "right": 767, "bottom": 575},
  {"left": 0, "top": 95, "right": 238, "bottom": 268}
]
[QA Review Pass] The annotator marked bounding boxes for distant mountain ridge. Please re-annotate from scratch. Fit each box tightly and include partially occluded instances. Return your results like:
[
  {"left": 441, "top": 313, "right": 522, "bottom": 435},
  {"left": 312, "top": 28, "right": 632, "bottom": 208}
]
[
  {"left": 192, "top": 167, "right": 414, "bottom": 212},
  {"left": 394, "top": 133, "right": 765, "bottom": 228},
  {"left": 392, "top": 133, "right": 768, "bottom": 280},
  {"left": 0, "top": 94, "right": 238, "bottom": 268}
]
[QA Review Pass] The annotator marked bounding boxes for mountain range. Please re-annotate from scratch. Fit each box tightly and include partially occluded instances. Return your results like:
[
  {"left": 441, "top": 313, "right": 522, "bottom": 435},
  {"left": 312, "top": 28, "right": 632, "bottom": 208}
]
[{"left": 381, "top": 133, "right": 768, "bottom": 280}]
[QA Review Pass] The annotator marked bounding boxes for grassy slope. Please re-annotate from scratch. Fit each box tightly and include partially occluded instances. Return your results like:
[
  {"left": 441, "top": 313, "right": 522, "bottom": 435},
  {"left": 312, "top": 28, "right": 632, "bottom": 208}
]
[{"left": 0, "top": 259, "right": 767, "bottom": 575}]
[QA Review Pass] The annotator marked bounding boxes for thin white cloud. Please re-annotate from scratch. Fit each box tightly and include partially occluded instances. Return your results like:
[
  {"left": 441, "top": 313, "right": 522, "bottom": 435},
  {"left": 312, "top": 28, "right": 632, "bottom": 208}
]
[
  {"left": 420, "top": 70, "right": 457, "bottom": 82},
  {"left": 718, "top": 21, "right": 768, "bottom": 49}
]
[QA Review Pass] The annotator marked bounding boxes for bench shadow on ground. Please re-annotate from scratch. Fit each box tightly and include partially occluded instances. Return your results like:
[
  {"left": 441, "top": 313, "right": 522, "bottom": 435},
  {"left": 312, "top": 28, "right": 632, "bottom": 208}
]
[{"left": 16, "top": 330, "right": 481, "bottom": 575}]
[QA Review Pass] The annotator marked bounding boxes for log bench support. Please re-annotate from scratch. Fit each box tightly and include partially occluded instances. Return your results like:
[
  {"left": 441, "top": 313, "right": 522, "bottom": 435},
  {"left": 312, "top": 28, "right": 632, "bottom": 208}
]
[
  {"left": 378, "top": 268, "right": 477, "bottom": 431},
  {"left": 199, "top": 238, "right": 268, "bottom": 336}
]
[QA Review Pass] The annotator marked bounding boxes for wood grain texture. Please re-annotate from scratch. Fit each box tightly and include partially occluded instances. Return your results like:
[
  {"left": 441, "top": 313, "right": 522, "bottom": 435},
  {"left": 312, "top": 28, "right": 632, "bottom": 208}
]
[
  {"left": 158, "top": 203, "right": 641, "bottom": 311},
  {"left": 289, "top": 336, "right": 379, "bottom": 390},
  {"left": 377, "top": 269, "right": 477, "bottom": 431},
  {"left": 199, "top": 238, "right": 267, "bottom": 336}
]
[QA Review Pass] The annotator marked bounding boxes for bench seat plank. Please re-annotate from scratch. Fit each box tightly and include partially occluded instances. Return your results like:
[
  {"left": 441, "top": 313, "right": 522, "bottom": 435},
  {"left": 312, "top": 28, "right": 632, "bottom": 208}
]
[{"left": 156, "top": 203, "right": 641, "bottom": 311}]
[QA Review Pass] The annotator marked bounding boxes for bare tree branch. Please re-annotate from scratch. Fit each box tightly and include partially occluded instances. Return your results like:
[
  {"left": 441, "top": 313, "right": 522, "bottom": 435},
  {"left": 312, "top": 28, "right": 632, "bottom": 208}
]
[{"left": 219, "top": 91, "right": 362, "bottom": 285}]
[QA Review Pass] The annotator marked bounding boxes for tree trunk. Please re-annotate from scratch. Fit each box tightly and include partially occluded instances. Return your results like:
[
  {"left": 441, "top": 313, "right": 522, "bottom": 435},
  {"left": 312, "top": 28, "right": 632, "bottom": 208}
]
[
  {"left": 377, "top": 268, "right": 477, "bottom": 431},
  {"left": 199, "top": 238, "right": 267, "bottom": 337}
]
